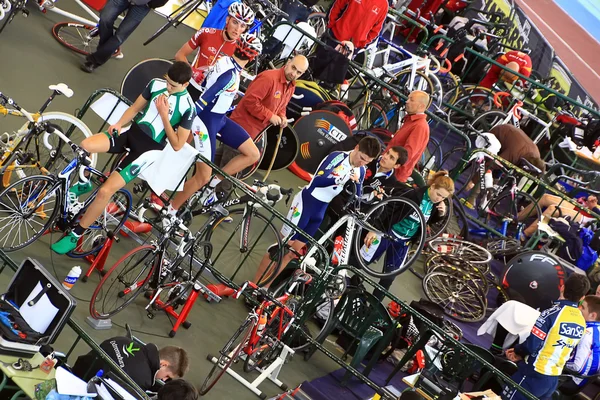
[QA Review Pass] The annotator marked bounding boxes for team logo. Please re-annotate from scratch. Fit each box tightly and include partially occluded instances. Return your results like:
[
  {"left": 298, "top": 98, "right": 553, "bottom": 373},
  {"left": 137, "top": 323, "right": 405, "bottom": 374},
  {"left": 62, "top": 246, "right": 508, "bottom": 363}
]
[
  {"left": 372, "top": 238, "right": 380, "bottom": 245},
  {"left": 558, "top": 323, "right": 584, "bottom": 339},
  {"left": 315, "top": 119, "right": 347, "bottom": 143},
  {"left": 529, "top": 280, "right": 538, "bottom": 289},
  {"left": 195, "top": 130, "right": 209, "bottom": 142},
  {"left": 208, "top": 46, "right": 217, "bottom": 54},
  {"left": 130, "top": 161, "right": 148, "bottom": 177},
  {"left": 291, "top": 206, "right": 301, "bottom": 218},
  {"left": 531, "top": 326, "right": 546, "bottom": 340},
  {"left": 123, "top": 342, "right": 140, "bottom": 358},
  {"left": 300, "top": 142, "right": 311, "bottom": 159},
  {"left": 274, "top": 90, "right": 282, "bottom": 99},
  {"left": 372, "top": 6, "right": 380, "bottom": 14}
]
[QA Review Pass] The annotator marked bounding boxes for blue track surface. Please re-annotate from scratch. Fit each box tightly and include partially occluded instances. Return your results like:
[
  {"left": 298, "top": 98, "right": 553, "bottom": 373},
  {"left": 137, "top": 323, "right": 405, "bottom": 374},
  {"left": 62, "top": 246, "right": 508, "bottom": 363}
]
[{"left": 554, "top": 0, "right": 600, "bottom": 43}]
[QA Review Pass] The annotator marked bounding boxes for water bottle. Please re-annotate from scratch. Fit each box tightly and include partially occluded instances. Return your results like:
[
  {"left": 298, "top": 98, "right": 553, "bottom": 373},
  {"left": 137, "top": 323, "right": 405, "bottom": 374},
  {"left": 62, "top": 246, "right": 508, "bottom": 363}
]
[
  {"left": 62, "top": 266, "right": 82, "bottom": 290},
  {"left": 484, "top": 170, "right": 494, "bottom": 189},
  {"left": 256, "top": 314, "right": 268, "bottom": 337}
]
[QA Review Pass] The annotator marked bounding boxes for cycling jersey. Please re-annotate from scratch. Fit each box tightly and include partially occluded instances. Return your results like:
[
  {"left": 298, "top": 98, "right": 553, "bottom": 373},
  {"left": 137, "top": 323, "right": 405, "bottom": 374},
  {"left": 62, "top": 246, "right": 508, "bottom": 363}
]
[
  {"left": 566, "top": 321, "right": 600, "bottom": 385},
  {"left": 187, "top": 27, "right": 236, "bottom": 89},
  {"left": 138, "top": 78, "right": 196, "bottom": 144},
  {"left": 480, "top": 50, "right": 533, "bottom": 89},
  {"left": 514, "top": 300, "right": 586, "bottom": 376},
  {"left": 392, "top": 190, "right": 433, "bottom": 239},
  {"left": 196, "top": 56, "right": 241, "bottom": 115},
  {"left": 281, "top": 151, "right": 366, "bottom": 242}
]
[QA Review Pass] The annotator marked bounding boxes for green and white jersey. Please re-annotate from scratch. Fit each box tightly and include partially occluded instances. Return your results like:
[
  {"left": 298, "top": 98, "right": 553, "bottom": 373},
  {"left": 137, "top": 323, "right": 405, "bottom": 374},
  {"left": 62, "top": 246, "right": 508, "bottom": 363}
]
[{"left": 137, "top": 79, "right": 196, "bottom": 145}]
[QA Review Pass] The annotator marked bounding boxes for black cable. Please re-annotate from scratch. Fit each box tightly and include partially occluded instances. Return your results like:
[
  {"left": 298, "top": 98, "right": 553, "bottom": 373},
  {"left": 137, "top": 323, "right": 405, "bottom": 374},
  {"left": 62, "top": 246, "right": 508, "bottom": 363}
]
[{"left": 110, "top": 321, "right": 171, "bottom": 339}]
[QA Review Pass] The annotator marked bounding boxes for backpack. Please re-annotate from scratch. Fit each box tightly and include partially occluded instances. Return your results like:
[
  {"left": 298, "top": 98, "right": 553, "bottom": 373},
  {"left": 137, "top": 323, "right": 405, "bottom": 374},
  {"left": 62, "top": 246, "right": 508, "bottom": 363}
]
[{"left": 577, "top": 227, "right": 599, "bottom": 272}]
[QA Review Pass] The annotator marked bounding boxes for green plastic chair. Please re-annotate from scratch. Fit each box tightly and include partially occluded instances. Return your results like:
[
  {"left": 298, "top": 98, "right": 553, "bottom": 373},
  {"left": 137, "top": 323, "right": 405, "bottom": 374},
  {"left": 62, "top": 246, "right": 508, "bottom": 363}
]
[{"left": 309, "top": 288, "right": 395, "bottom": 385}]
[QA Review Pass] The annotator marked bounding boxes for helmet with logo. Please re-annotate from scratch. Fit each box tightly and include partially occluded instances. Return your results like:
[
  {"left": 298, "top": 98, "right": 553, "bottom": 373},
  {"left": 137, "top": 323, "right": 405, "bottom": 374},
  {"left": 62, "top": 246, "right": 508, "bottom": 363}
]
[
  {"left": 228, "top": 2, "right": 255, "bottom": 25},
  {"left": 236, "top": 33, "right": 262, "bottom": 60}
]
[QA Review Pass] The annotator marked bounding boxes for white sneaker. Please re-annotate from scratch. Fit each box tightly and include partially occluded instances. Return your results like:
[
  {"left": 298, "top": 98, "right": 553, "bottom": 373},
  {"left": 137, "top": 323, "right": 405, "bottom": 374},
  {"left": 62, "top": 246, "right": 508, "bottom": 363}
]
[{"left": 202, "top": 189, "right": 218, "bottom": 206}]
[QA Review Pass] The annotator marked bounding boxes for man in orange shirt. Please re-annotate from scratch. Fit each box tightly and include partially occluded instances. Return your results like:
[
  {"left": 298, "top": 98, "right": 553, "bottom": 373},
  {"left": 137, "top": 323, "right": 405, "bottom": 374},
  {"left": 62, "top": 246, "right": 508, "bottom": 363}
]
[
  {"left": 479, "top": 50, "right": 533, "bottom": 89},
  {"left": 386, "top": 91, "right": 430, "bottom": 182},
  {"left": 216, "top": 55, "right": 309, "bottom": 167}
]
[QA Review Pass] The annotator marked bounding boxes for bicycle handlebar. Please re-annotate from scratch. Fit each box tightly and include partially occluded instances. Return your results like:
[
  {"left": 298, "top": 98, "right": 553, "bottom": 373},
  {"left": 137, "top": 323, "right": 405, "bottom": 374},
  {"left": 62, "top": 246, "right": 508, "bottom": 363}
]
[
  {"left": 42, "top": 127, "right": 92, "bottom": 183},
  {"left": 0, "top": 93, "right": 35, "bottom": 123},
  {"left": 256, "top": 0, "right": 288, "bottom": 18}
]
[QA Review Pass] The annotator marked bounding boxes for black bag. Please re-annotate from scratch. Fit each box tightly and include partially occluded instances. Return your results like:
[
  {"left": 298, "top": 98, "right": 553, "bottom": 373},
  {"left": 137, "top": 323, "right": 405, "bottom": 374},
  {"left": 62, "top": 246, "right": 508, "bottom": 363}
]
[{"left": 311, "top": 45, "right": 349, "bottom": 84}]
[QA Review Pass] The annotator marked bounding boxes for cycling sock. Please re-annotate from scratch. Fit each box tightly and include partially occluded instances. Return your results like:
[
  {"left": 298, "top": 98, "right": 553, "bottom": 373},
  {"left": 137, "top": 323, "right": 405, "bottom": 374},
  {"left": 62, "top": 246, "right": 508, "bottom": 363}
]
[
  {"left": 72, "top": 224, "right": 85, "bottom": 236},
  {"left": 208, "top": 176, "right": 222, "bottom": 189}
]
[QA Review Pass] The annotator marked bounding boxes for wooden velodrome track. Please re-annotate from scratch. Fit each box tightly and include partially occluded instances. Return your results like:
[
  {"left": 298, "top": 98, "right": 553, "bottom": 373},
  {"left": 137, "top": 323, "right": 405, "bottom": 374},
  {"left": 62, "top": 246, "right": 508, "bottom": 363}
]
[{"left": 516, "top": 0, "right": 600, "bottom": 101}]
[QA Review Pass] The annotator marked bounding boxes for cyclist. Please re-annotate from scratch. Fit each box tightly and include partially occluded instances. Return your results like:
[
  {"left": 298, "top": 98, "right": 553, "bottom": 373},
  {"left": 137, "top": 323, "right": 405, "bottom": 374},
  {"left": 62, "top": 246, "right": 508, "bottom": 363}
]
[
  {"left": 561, "top": 295, "right": 600, "bottom": 394},
  {"left": 361, "top": 171, "right": 454, "bottom": 300},
  {"left": 166, "top": 34, "right": 263, "bottom": 217},
  {"left": 174, "top": 2, "right": 255, "bottom": 100},
  {"left": 253, "top": 136, "right": 382, "bottom": 287},
  {"left": 202, "top": 0, "right": 241, "bottom": 30},
  {"left": 479, "top": 50, "right": 533, "bottom": 90},
  {"left": 503, "top": 273, "right": 590, "bottom": 400},
  {"left": 51, "top": 62, "right": 196, "bottom": 254}
]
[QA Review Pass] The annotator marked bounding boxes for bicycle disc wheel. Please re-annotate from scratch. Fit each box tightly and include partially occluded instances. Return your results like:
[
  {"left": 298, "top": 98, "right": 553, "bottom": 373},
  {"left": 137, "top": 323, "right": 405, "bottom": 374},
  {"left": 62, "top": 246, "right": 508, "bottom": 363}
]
[
  {"left": 89, "top": 245, "right": 157, "bottom": 319},
  {"left": 205, "top": 208, "right": 283, "bottom": 287},
  {"left": 272, "top": 276, "right": 334, "bottom": 352},
  {"left": 353, "top": 197, "right": 427, "bottom": 278},
  {"left": 200, "top": 316, "right": 256, "bottom": 395},
  {"left": 0, "top": 175, "right": 59, "bottom": 251},
  {"left": 69, "top": 188, "right": 132, "bottom": 257},
  {"left": 423, "top": 270, "right": 487, "bottom": 322}
]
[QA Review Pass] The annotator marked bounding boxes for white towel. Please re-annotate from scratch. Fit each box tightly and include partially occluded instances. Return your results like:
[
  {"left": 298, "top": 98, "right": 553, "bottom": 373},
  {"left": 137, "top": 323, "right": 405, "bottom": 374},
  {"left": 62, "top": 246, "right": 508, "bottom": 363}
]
[
  {"left": 477, "top": 300, "right": 540, "bottom": 348},
  {"left": 139, "top": 142, "right": 199, "bottom": 194}
]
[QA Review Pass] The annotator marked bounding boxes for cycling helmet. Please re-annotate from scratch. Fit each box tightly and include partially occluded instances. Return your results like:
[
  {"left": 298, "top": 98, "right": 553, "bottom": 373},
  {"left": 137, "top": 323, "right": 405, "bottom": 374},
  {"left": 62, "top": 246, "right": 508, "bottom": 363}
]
[
  {"left": 236, "top": 33, "right": 262, "bottom": 59},
  {"left": 228, "top": 2, "right": 255, "bottom": 25}
]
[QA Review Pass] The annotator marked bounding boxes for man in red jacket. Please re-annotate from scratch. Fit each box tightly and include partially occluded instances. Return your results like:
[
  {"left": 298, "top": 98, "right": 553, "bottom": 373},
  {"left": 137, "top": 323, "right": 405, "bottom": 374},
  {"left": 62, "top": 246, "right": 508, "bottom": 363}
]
[
  {"left": 479, "top": 50, "right": 533, "bottom": 89},
  {"left": 327, "top": 0, "right": 389, "bottom": 53},
  {"left": 386, "top": 90, "right": 430, "bottom": 182},
  {"left": 216, "top": 55, "right": 309, "bottom": 167}
]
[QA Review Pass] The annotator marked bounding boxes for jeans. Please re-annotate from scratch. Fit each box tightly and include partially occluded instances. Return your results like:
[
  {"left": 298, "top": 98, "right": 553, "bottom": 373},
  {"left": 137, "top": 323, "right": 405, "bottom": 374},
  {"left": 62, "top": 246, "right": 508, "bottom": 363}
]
[{"left": 90, "top": 0, "right": 151, "bottom": 66}]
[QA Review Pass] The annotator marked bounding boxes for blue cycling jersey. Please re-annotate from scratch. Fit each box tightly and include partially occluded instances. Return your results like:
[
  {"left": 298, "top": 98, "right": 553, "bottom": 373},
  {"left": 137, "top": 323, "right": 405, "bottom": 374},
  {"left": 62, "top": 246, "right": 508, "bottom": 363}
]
[
  {"left": 304, "top": 151, "right": 366, "bottom": 203},
  {"left": 566, "top": 320, "right": 600, "bottom": 385},
  {"left": 195, "top": 56, "right": 241, "bottom": 115}
]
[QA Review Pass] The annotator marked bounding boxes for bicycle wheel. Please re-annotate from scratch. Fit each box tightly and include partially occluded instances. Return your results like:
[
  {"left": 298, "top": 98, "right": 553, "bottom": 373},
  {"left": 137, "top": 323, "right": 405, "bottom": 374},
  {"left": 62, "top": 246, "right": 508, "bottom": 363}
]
[
  {"left": 89, "top": 245, "right": 157, "bottom": 319},
  {"left": 204, "top": 208, "right": 283, "bottom": 287},
  {"left": 470, "top": 110, "right": 509, "bottom": 133},
  {"left": 353, "top": 197, "right": 427, "bottom": 278},
  {"left": 271, "top": 276, "right": 334, "bottom": 352},
  {"left": 51, "top": 22, "right": 122, "bottom": 57},
  {"left": 143, "top": 0, "right": 199, "bottom": 46},
  {"left": 352, "top": 100, "right": 389, "bottom": 131},
  {"left": 446, "top": 88, "right": 496, "bottom": 128},
  {"left": 200, "top": 316, "right": 256, "bottom": 395},
  {"left": 388, "top": 69, "right": 435, "bottom": 108},
  {"left": 243, "top": 313, "right": 282, "bottom": 373},
  {"left": 485, "top": 191, "right": 541, "bottom": 242},
  {"left": 425, "top": 197, "right": 452, "bottom": 241},
  {"left": 423, "top": 270, "right": 487, "bottom": 322},
  {"left": 428, "top": 237, "right": 492, "bottom": 264},
  {"left": 69, "top": 188, "right": 132, "bottom": 257},
  {"left": 0, "top": 175, "right": 59, "bottom": 251}
]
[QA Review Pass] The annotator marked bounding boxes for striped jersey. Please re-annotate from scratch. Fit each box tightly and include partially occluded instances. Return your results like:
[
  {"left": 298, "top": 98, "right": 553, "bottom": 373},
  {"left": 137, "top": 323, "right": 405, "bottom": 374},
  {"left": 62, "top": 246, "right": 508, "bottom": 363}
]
[
  {"left": 515, "top": 300, "right": 586, "bottom": 376},
  {"left": 138, "top": 79, "right": 196, "bottom": 145},
  {"left": 305, "top": 151, "right": 365, "bottom": 203},
  {"left": 195, "top": 56, "right": 241, "bottom": 115},
  {"left": 566, "top": 321, "right": 600, "bottom": 385}
]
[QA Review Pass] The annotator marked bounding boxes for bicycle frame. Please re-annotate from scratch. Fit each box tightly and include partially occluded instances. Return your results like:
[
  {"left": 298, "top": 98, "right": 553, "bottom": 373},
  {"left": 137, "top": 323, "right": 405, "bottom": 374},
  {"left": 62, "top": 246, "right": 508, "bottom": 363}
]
[
  {"left": 244, "top": 292, "right": 295, "bottom": 357},
  {"left": 38, "top": 0, "right": 124, "bottom": 26}
]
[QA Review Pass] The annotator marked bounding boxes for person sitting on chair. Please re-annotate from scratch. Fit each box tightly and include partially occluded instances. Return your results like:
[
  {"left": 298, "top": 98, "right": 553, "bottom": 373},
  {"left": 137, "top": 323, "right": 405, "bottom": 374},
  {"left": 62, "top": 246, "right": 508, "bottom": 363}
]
[{"left": 72, "top": 337, "right": 189, "bottom": 391}]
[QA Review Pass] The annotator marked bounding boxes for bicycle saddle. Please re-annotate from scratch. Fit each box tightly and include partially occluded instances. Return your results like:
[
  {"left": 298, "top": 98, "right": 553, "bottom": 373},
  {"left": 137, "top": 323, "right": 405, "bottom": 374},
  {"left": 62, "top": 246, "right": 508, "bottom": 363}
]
[
  {"left": 292, "top": 269, "right": 313, "bottom": 285},
  {"left": 49, "top": 83, "right": 74, "bottom": 98},
  {"left": 518, "top": 157, "right": 543, "bottom": 176}
]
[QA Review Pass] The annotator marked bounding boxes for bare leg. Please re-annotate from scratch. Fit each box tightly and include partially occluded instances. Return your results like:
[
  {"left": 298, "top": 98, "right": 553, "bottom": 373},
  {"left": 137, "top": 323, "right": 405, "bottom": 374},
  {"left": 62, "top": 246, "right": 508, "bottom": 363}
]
[
  {"left": 170, "top": 162, "right": 212, "bottom": 210},
  {"left": 220, "top": 138, "right": 260, "bottom": 177},
  {"left": 80, "top": 133, "right": 111, "bottom": 153},
  {"left": 518, "top": 194, "right": 572, "bottom": 221},
  {"left": 523, "top": 204, "right": 583, "bottom": 237},
  {"left": 79, "top": 172, "right": 126, "bottom": 228}
]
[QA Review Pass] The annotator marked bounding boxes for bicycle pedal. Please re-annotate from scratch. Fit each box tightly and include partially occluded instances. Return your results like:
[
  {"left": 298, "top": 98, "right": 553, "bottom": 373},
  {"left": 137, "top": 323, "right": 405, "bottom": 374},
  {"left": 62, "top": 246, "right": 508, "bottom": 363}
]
[{"left": 147, "top": 312, "right": 155, "bottom": 320}]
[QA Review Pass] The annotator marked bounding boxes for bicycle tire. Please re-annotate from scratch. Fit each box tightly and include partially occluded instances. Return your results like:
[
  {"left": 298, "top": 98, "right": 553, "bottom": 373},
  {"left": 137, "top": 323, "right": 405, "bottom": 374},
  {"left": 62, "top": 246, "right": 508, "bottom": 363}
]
[
  {"left": 484, "top": 190, "right": 541, "bottom": 241},
  {"left": 388, "top": 69, "right": 435, "bottom": 108},
  {"left": 243, "top": 313, "right": 282, "bottom": 373},
  {"left": 203, "top": 208, "right": 283, "bottom": 287},
  {"left": 352, "top": 100, "right": 388, "bottom": 131},
  {"left": 199, "top": 316, "right": 256, "bottom": 395},
  {"left": 68, "top": 188, "right": 132, "bottom": 257},
  {"left": 470, "top": 110, "right": 509, "bottom": 133},
  {"left": 446, "top": 87, "right": 496, "bottom": 128},
  {"left": 422, "top": 270, "right": 487, "bottom": 322},
  {"left": 425, "top": 197, "right": 452, "bottom": 241},
  {"left": 89, "top": 245, "right": 157, "bottom": 319},
  {"left": 306, "top": 12, "right": 326, "bottom": 38},
  {"left": 52, "top": 22, "right": 97, "bottom": 56},
  {"left": 0, "top": 175, "right": 60, "bottom": 251},
  {"left": 120, "top": 58, "right": 173, "bottom": 103},
  {"left": 353, "top": 197, "right": 427, "bottom": 278},
  {"left": 271, "top": 276, "right": 334, "bottom": 352},
  {"left": 428, "top": 237, "right": 492, "bottom": 264}
]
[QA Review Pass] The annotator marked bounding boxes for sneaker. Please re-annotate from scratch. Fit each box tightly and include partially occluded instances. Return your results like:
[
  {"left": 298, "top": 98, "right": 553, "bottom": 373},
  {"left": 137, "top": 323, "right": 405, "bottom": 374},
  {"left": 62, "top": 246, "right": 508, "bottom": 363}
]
[
  {"left": 80, "top": 60, "right": 97, "bottom": 73},
  {"left": 202, "top": 190, "right": 218, "bottom": 206},
  {"left": 70, "top": 181, "right": 93, "bottom": 197},
  {"left": 51, "top": 232, "right": 80, "bottom": 255}
]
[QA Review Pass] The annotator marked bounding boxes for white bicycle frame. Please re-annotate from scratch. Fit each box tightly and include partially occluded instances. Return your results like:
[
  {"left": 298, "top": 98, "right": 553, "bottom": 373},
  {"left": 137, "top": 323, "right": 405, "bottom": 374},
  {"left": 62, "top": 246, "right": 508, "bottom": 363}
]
[{"left": 38, "top": 0, "right": 124, "bottom": 26}]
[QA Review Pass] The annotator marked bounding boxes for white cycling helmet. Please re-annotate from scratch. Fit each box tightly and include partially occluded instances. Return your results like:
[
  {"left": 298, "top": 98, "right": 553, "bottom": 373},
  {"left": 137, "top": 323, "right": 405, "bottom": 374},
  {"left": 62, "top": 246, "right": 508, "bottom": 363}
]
[
  {"left": 236, "top": 33, "right": 262, "bottom": 59},
  {"left": 228, "top": 2, "right": 255, "bottom": 25}
]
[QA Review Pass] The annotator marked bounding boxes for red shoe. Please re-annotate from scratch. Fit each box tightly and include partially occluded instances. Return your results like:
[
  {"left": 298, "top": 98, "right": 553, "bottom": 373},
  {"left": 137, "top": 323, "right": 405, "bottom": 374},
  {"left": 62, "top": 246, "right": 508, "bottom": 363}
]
[
  {"left": 150, "top": 193, "right": 165, "bottom": 210},
  {"left": 206, "top": 284, "right": 235, "bottom": 298}
]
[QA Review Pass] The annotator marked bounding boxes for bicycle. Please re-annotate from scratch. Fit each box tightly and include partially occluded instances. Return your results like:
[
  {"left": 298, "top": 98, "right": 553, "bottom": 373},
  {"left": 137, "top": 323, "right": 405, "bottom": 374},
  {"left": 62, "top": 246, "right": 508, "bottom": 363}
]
[
  {"left": 0, "top": 84, "right": 95, "bottom": 188},
  {"left": 0, "top": 128, "right": 131, "bottom": 254},
  {"left": 199, "top": 272, "right": 312, "bottom": 395},
  {"left": 89, "top": 180, "right": 293, "bottom": 321},
  {"left": 0, "top": 0, "right": 27, "bottom": 35},
  {"left": 143, "top": 0, "right": 210, "bottom": 47}
]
